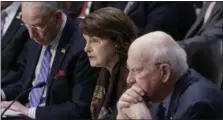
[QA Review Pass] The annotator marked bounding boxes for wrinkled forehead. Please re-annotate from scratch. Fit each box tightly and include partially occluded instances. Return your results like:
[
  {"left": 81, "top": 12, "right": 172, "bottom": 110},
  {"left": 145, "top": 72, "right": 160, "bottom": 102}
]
[
  {"left": 127, "top": 49, "right": 146, "bottom": 69},
  {"left": 21, "top": 4, "right": 45, "bottom": 24}
]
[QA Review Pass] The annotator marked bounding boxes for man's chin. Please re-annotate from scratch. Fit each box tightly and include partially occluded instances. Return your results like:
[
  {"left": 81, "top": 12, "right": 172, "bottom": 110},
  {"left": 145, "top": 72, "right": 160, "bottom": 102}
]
[
  {"left": 143, "top": 95, "right": 162, "bottom": 103},
  {"left": 33, "top": 39, "right": 48, "bottom": 45}
]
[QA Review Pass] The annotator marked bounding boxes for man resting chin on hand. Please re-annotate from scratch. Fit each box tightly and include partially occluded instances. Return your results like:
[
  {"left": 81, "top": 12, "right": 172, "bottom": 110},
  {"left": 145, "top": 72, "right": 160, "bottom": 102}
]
[{"left": 116, "top": 31, "right": 223, "bottom": 120}]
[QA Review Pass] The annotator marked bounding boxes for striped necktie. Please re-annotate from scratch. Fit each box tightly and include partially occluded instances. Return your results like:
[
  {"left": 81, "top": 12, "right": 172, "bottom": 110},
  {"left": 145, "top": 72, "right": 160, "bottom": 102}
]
[{"left": 29, "top": 47, "right": 52, "bottom": 107}]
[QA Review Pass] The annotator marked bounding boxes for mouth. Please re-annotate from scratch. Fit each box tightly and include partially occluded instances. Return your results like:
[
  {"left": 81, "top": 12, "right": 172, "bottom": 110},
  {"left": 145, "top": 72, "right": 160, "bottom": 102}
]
[{"left": 88, "top": 55, "right": 95, "bottom": 59}]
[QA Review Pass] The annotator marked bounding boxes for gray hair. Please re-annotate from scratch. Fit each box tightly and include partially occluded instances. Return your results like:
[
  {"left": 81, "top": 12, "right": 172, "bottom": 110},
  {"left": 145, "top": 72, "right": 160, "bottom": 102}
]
[
  {"left": 149, "top": 42, "right": 188, "bottom": 80},
  {"left": 21, "top": 2, "right": 61, "bottom": 15}
]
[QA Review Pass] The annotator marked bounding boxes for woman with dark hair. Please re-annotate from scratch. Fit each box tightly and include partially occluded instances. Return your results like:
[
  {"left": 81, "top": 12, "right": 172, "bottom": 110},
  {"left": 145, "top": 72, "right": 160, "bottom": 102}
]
[{"left": 81, "top": 7, "right": 137, "bottom": 120}]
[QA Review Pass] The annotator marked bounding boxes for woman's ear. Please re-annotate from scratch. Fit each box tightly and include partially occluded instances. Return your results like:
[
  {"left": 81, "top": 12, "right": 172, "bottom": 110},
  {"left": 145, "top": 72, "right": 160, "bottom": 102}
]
[{"left": 159, "top": 63, "right": 171, "bottom": 83}]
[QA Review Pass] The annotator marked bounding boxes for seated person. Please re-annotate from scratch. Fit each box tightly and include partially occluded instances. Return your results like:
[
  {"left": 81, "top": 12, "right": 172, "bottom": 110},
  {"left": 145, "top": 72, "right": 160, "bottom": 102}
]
[
  {"left": 117, "top": 31, "right": 223, "bottom": 119},
  {"left": 81, "top": 7, "right": 137, "bottom": 120},
  {"left": 179, "top": 2, "right": 223, "bottom": 88},
  {"left": 1, "top": 2, "right": 99, "bottom": 120},
  {"left": 1, "top": 1, "right": 30, "bottom": 87}
]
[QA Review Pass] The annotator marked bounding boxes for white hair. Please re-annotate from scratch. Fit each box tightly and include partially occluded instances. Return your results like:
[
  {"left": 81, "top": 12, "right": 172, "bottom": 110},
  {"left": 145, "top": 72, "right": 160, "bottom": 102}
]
[
  {"left": 22, "top": 2, "right": 61, "bottom": 15},
  {"left": 138, "top": 31, "right": 189, "bottom": 80},
  {"left": 150, "top": 43, "right": 188, "bottom": 79}
]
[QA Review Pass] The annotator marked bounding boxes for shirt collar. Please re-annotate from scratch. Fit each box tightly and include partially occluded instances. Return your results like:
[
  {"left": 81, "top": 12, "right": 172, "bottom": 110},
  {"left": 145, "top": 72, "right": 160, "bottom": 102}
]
[{"left": 4, "top": 2, "right": 20, "bottom": 16}]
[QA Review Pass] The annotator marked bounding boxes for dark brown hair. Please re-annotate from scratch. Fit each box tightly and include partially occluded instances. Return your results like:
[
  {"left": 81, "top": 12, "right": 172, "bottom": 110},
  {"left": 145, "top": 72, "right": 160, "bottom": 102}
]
[{"left": 81, "top": 7, "right": 137, "bottom": 60}]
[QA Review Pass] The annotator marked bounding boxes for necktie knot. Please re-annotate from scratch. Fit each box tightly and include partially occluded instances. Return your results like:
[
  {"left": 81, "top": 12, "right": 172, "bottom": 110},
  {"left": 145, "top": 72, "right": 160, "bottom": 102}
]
[{"left": 44, "top": 46, "right": 52, "bottom": 58}]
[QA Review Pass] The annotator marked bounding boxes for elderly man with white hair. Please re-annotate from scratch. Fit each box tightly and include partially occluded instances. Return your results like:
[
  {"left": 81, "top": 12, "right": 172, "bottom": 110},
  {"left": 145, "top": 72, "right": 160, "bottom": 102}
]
[{"left": 117, "top": 31, "right": 223, "bottom": 120}]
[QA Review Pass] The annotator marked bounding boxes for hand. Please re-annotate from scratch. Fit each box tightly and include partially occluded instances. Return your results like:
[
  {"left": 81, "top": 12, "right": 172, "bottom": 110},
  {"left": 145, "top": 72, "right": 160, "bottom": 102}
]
[
  {"left": 116, "top": 111, "right": 130, "bottom": 119},
  {"left": 122, "top": 102, "right": 152, "bottom": 119},
  {"left": 1, "top": 101, "right": 29, "bottom": 116},
  {"left": 117, "top": 85, "right": 144, "bottom": 111}
]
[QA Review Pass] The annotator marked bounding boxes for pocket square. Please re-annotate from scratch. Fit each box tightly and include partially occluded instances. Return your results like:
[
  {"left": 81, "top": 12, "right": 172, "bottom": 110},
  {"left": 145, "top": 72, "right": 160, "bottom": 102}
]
[{"left": 54, "top": 70, "right": 66, "bottom": 79}]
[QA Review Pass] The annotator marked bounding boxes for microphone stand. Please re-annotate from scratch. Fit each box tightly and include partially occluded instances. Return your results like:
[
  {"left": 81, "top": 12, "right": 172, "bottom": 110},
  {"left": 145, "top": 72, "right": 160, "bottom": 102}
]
[{"left": 1, "top": 82, "right": 46, "bottom": 118}]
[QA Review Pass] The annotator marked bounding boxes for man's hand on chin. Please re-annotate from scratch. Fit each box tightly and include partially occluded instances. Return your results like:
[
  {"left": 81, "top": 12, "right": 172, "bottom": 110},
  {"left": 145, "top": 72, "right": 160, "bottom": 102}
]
[
  {"left": 122, "top": 101, "right": 153, "bottom": 119},
  {"left": 1, "top": 101, "right": 29, "bottom": 116}
]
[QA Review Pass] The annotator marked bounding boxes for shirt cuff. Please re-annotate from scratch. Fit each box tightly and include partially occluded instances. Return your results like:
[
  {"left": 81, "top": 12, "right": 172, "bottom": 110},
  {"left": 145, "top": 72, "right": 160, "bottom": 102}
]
[
  {"left": 28, "top": 107, "right": 36, "bottom": 119},
  {"left": 1, "top": 89, "right": 6, "bottom": 100}
]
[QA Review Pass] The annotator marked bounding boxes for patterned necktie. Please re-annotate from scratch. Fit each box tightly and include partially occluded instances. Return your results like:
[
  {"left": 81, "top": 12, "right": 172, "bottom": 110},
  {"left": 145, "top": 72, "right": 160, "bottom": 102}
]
[
  {"left": 156, "top": 103, "right": 166, "bottom": 120},
  {"left": 29, "top": 47, "right": 52, "bottom": 107},
  {"left": 1, "top": 11, "right": 8, "bottom": 37}
]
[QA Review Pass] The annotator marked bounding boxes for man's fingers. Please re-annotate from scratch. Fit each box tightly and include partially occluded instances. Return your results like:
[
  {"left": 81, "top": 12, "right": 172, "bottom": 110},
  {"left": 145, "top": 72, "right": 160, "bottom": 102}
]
[
  {"left": 118, "top": 101, "right": 130, "bottom": 109},
  {"left": 132, "top": 85, "right": 144, "bottom": 96},
  {"left": 120, "top": 91, "right": 138, "bottom": 103},
  {"left": 1, "top": 101, "right": 19, "bottom": 111},
  {"left": 125, "top": 88, "right": 142, "bottom": 102},
  {"left": 1, "top": 101, "right": 11, "bottom": 108}
]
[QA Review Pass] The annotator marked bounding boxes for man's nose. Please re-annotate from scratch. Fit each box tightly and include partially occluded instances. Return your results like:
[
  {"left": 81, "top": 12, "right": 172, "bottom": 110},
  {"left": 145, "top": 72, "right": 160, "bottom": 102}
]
[{"left": 127, "top": 72, "right": 135, "bottom": 85}]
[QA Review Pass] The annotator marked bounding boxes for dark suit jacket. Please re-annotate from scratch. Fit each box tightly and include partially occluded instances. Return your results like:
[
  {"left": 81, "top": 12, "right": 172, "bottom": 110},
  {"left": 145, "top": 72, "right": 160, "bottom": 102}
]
[
  {"left": 179, "top": 2, "right": 223, "bottom": 87},
  {"left": 1, "top": 8, "right": 30, "bottom": 87},
  {"left": 90, "top": 2, "right": 196, "bottom": 40},
  {"left": 3, "top": 17, "right": 100, "bottom": 120},
  {"left": 150, "top": 69, "right": 223, "bottom": 120}
]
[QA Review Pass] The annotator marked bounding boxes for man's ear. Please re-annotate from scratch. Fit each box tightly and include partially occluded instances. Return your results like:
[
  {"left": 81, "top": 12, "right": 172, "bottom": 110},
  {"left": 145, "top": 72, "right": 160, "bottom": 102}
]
[
  {"left": 159, "top": 63, "right": 171, "bottom": 83},
  {"left": 55, "top": 10, "right": 62, "bottom": 20}
]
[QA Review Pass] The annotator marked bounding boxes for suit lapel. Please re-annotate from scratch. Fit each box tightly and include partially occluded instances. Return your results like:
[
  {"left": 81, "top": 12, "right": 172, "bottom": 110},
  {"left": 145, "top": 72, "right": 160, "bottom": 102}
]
[
  {"left": 198, "top": 2, "right": 221, "bottom": 32},
  {"left": 184, "top": 2, "right": 211, "bottom": 38},
  {"left": 126, "top": 2, "right": 139, "bottom": 15},
  {"left": 45, "top": 17, "right": 85, "bottom": 104},
  {"left": 166, "top": 70, "right": 196, "bottom": 119},
  {"left": 1, "top": 16, "right": 21, "bottom": 50},
  {"left": 149, "top": 103, "right": 160, "bottom": 120},
  {"left": 47, "top": 34, "right": 71, "bottom": 88},
  {"left": 47, "top": 18, "right": 79, "bottom": 88}
]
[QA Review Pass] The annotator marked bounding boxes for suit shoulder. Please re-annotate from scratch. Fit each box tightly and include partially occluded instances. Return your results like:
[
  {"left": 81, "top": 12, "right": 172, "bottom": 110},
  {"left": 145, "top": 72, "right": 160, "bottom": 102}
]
[
  {"left": 179, "top": 71, "right": 222, "bottom": 109},
  {"left": 176, "top": 74, "right": 223, "bottom": 119}
]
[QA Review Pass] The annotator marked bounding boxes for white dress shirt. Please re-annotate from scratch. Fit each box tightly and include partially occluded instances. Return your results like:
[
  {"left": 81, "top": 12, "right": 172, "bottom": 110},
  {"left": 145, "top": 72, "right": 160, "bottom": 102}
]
[{"left": 2, "top": 2, "right": 20, "bottom": 37}]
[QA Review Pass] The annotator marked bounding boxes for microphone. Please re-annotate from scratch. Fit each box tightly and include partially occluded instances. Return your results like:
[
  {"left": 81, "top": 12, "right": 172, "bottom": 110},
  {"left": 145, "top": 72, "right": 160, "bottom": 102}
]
[{"left": 1, "top": 82, "right": 46, "bottom": 118}]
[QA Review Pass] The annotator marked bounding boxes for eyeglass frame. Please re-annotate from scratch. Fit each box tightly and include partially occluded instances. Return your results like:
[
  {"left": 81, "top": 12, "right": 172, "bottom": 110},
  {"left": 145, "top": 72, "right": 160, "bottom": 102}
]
[{"left": 20, "top": 13, "right": 55, "bottom": 32}]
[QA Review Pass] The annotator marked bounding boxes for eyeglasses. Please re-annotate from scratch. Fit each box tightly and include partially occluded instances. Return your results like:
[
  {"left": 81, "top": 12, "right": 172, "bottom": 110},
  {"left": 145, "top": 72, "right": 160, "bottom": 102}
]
[
  {"left": 20, "top": 23, "right": 46, "bottom": 31},
  {"left": 20, "top": 14, "right": 54, "bottom": 32}
]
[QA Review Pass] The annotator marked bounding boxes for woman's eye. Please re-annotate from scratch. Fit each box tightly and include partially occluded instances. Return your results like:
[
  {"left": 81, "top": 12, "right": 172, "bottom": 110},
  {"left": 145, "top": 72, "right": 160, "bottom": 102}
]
[{"left": 92, "top": 38, "right": 99, "bottom": 43}]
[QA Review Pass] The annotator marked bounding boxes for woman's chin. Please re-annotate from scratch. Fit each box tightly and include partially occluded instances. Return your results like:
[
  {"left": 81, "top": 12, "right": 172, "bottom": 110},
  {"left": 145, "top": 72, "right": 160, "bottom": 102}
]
[{"left": 90, "top": 62, "right": 100, "bottom": 68}]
